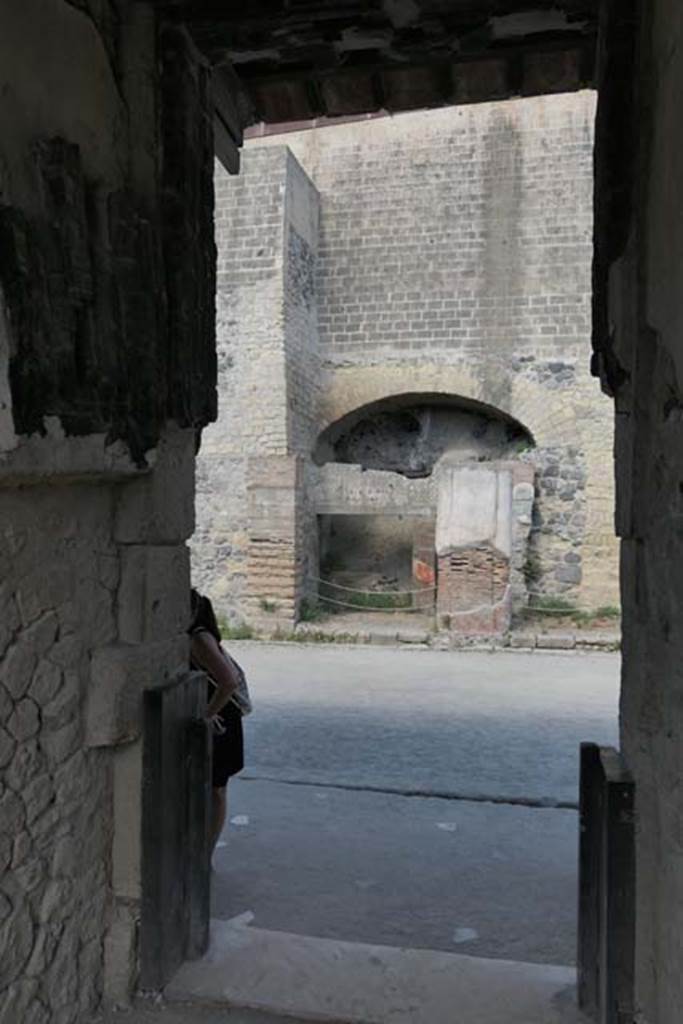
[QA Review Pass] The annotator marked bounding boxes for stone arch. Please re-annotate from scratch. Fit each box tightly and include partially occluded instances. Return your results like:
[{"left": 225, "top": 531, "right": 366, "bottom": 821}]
[
  {"left": 318, "top": 365, "right": 575, "bottom": 450},
  {"left": 315, "top": 387, "right": 536, "bottom": 478}
]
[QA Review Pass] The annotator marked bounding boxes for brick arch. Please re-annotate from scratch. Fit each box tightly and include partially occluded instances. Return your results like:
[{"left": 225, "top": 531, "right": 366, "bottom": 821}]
[{"left": 318, "top": 366, "right": 564, "bottom": 448}]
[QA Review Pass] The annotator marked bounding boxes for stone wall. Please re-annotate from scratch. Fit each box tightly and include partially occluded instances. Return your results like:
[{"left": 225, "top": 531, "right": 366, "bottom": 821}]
[
  {"left": 598, "top": 1, "right": 683, "bottom": 1019},
  {"left": 0, "top": 3, "right": 219, "bottom": 1020},
  {"left": 0, "top": 430, "right": 193, "bottom": 1022},
  {"left": 195, "top": 149, "right": 321, "bottom": 624},
  {"left": 314, "top": 464, "right": 434, "bottom": 518},
  {"left": 197, "top": 91, "right": 618, "bottom": 625}
]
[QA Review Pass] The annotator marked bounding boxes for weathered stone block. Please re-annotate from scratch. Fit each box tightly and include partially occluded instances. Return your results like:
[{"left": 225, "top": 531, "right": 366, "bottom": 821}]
[
  {"left": 0, "top": 831, "right": 11, "bottom": 874},
  {"left": 42, "top": 687, "right": 79, "bottom": 732},
  {"left": 0, "top": 724, "right": 15, "bottom": 769},
  {"left": 35, "top": 880, "right": 72, "bottom": 926},
  {"left": 40, "top": 720, "right": 82, "bottom": 769},
  {"left": 509, "top": 633, "right": 537, "bottom": 649},
  {"left": 555, "top": 564, "right": 582, "bottom": 584},
  {"left": 4, "top": 740, "right": 45, "bottom": 791},
  {"left": 112, "top": 742, "right": 142, "bottom": 901},
  {"left": 1, "top": 636, "right": 38, "bottom": 701},
  {"left": 13, "top": 855, "right": 47, "bottom": 895},
  {"left": 22, "top": 774, "right": 55, "bottom": 826},
  {"left": 0, "top": 584, "right": 20, "bottom": 660},
  {"left": 0, "top": 979, "right": 40, "bottom": 1024},
  {"left": 117, "top": 544, "right": 190, "bottom": 644},
  {"left": 28, "top": 660, "right": 63, "bottom": 707},
  {"left": 0, "top": 683, "right": 11, "bottom": 725},
  {"left": 115, "top": 427, "right": 196, "bottom": 544},
  {"left": 44, "top": 927, "right": 79, "bottom": 1009},
  {"left": 537, "top": 633, "right": 576, "bottom": 650},
  {"left": 0, "top": 788, "right": 26, "bottom": 836},
  {"left": 0, "top": 885, "right": 34, "bottom": 989},
  {"left": 86, "top": 637, "right": 188, "bottom": 747},
  {"left": 86, "top": 646, "right": 144, "bottom": 748},
  {"left": 104, "top": 904, "right": 139, "bottom": 1008},
  {"left": 7, "top": 698, "right": 40, "bottom": 742}
]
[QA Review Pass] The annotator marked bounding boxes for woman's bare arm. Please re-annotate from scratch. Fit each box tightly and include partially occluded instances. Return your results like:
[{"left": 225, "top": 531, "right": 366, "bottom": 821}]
[{"left": 190, "top": 631, "right": 240, "bottom": 718}]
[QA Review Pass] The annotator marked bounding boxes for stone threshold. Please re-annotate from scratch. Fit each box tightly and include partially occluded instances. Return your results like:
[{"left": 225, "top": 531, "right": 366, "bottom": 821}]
[
  {"left": 92, "top": 1000, "right": 321, "bottom": 1024},
  {"left": 165, "top": 918, "right": 587, "bottom": 1024}
]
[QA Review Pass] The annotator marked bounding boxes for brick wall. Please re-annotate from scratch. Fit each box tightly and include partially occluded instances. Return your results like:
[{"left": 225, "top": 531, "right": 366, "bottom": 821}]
[{"left": 195, "top": 149, "right": 320, "bottom": 622}]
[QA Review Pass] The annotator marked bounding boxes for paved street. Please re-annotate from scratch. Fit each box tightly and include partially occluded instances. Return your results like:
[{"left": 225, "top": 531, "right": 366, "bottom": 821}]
[{"left": 213, "top": 644, "right": 619, "bottom": 965}]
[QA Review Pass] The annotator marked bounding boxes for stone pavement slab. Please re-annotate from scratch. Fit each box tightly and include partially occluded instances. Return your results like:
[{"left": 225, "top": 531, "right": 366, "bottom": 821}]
[
  {"left": 214, "top": 778, "right": 579, "bottom": 964},
  {"left": 166, "top": 919, "right": 589, "bottom": 1024}
]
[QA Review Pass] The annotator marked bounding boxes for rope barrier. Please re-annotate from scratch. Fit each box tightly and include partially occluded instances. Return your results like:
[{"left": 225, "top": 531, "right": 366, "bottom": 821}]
[
  {"left": 315, "top": 592, "right": 434, "bottom": 613},
  {"left": 311, "top": 575, "right": 436, "bottom": 596}
]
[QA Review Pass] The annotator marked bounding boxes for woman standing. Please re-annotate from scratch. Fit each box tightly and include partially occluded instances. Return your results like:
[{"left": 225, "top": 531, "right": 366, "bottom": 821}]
[{"left": 189, "top": 589, "right": 246, "bottom": 856}]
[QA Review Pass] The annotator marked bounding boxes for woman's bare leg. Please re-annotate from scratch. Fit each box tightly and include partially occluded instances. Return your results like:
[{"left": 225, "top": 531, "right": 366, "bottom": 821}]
[{"left": 210, "top": 785, "right": 227, "bottom": 855}]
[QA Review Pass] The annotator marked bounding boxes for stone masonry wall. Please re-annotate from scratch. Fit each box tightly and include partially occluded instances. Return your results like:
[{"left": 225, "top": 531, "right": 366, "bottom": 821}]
[
  {"left": 602, "top": 1, "right": 683, "bottom": 1019},
  {"left": 195, "top": 149, "right": 321, "bottom": 624},
  {"left": 245, "top": 93, "right": 618, "bottom": 613},
  {"left": 197, "top": 91, "right": 618, "bottom": 624},
  {"left": 1, "top": 3, "right": 219, "bottom": 1020},
  {"left": 194, "top": 150, "right": 289, "bottom": 621},
  {"left": 1, "top": 486, "right": 118, "bottom": 1024}
]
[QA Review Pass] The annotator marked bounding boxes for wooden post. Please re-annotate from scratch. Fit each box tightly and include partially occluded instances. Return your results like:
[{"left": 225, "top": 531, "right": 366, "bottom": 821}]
[
  {"left": 577, "top": 744, "right": 635, "bottom": 1024},
  {"left": 578, "top": 742, "right": 603, "bottom": 1016},
  {"left": 186, "top": 716, "right": 211, "bottom": 960},
  {"left": 141, "top": 672, "right": 211, "bottom": 988},
  {"left": 602, "top": 749, "right": 636, "bottom": 1024}
]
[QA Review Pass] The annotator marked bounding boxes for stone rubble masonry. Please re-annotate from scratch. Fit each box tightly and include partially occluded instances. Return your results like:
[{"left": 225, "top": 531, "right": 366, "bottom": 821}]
[
  {"left": 0, "top": 426, "right": 196, "bottom": 1024},
  {"left": 195, "top": 91, "right": 619, "bottom": 627}
]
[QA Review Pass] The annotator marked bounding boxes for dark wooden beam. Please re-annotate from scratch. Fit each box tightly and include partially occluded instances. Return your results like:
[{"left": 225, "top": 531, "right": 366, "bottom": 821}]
[{"left": 211, "top": 66, "right": 249, "bottom": 174}]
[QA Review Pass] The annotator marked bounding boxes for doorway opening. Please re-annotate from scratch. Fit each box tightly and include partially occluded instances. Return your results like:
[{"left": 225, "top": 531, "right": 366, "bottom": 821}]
[{"left": 187, "top": 89, "right": 621, "bottom": 1022}]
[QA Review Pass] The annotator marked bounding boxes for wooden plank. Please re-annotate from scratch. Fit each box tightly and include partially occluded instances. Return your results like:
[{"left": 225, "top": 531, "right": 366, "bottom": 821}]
[
  {"left": 186, "top": 715, "right": 212, "bottom": 959},
  {"left": 214, "top": 111, "right": 240, "bottom": 174},
  {"left": 211, "top": 67, "right": 244, "bottom": 147},
  {"left": 578, "top": 742, "right": 603, "bottom": 1017},
  {"left": 603, "top": 753, "right": 635, "bottom": 1024},
  {"left": 212, "top": 66, "right": 244, "bottom": 174},
  {"left": 140, "top": 672, "right": 210, "bottom": 988},
  {"left": 577, "top": 743, "right": 636, "bottom": 1024}
]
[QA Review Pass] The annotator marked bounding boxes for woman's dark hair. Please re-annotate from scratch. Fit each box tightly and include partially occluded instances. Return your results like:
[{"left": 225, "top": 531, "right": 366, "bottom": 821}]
[{"left": 190, "top": 588, "right": 221, "bottom": 643}]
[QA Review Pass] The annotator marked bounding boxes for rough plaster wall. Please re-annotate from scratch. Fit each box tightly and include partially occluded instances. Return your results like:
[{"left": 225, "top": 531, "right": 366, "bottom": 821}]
[
  {"left": 248, "top": 94, "right": 618, "bottom": 610},
  {"left": 314, "top": 463, "right": 434, "bottom": 517},
  {"left": 613, "top": 2, "right": 683, "bottom": 1020}
]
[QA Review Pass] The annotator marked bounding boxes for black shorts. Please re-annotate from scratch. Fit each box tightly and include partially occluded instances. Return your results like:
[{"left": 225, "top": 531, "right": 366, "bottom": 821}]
[{"left": 212, "top": 702, "right": 244, "bottom": 788}]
